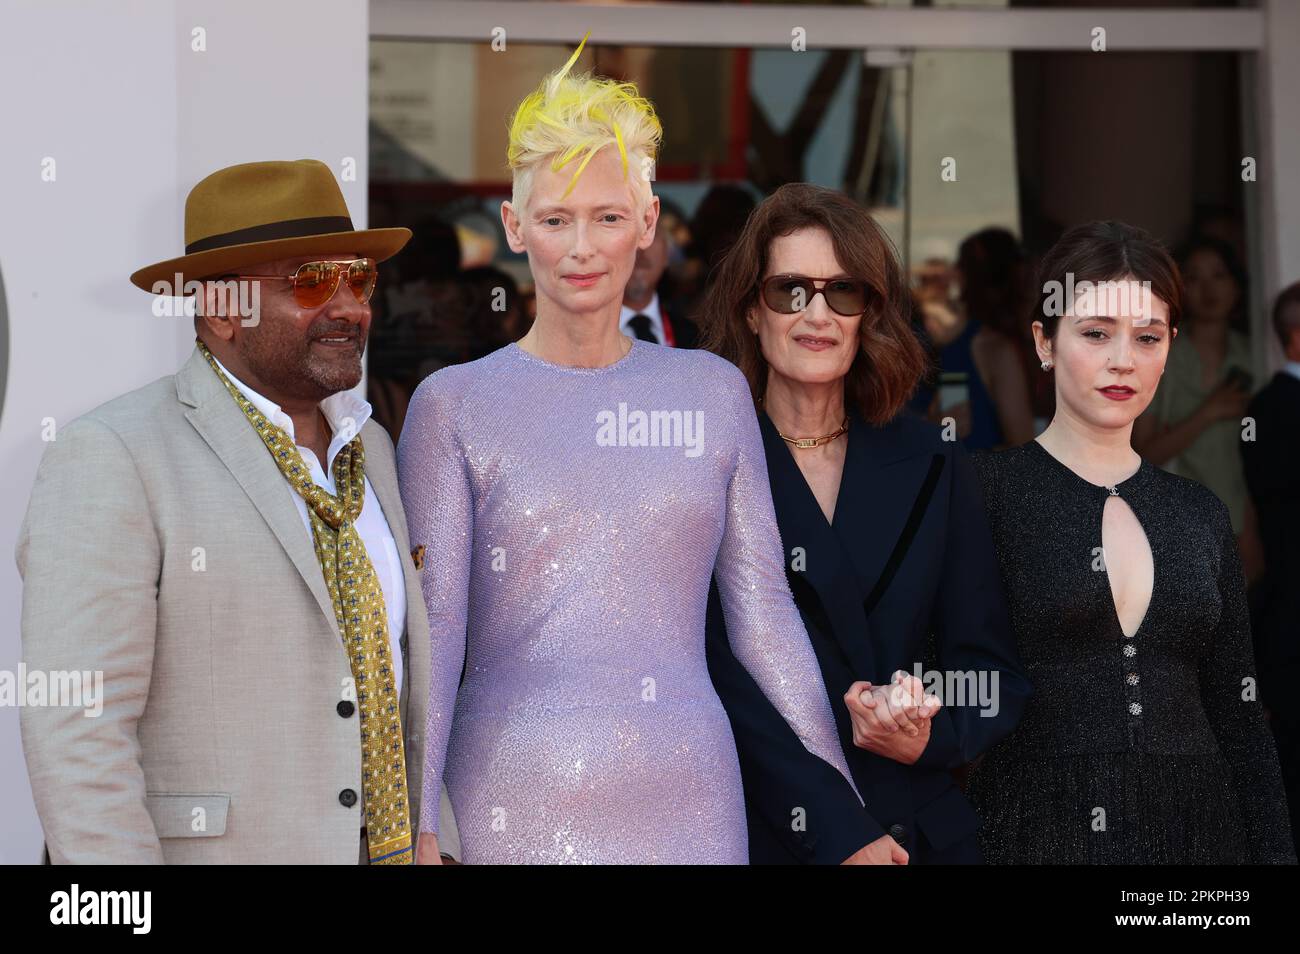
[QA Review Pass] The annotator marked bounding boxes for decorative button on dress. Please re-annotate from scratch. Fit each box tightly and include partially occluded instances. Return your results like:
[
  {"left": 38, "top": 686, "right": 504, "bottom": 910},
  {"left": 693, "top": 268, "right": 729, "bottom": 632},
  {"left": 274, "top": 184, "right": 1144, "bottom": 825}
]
[
  {"left": 967, "top": 439, "right": 1296, "bottom": 864},
  {"left": 396, "top": 340, "right": 860, "bottom": 863}
]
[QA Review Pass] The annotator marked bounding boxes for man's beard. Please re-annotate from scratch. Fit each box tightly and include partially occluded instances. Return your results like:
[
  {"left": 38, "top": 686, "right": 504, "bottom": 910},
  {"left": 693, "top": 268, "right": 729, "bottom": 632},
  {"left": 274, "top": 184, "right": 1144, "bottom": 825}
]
[{"left": 242, "top": 322, "right": 366, "bottom": 401}]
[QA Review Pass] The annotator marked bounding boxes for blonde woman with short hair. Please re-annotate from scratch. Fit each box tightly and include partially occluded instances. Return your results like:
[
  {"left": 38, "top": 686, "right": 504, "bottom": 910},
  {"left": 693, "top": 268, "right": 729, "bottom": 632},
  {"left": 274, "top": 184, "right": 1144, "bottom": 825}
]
[{"left": 396, "top": 35, "right": 862, "bottom": 864}]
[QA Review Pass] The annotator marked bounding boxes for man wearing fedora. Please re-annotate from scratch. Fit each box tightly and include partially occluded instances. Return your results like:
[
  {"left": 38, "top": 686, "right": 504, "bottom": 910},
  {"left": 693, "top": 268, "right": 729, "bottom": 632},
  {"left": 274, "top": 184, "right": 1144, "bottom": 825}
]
[{"left": 17, "top": 158, "right": 460, "bottom": 864}]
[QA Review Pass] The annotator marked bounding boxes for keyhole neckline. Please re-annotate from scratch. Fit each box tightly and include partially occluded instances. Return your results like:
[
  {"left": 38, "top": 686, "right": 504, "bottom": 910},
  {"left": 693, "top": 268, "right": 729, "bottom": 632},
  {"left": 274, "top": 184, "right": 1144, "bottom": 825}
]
[
  {"left": 1101, "top": 494, "right": 1156, "bottom": 640},
  {"left": 1028, "top": 439, "right": 1156, "bottom": 638}
]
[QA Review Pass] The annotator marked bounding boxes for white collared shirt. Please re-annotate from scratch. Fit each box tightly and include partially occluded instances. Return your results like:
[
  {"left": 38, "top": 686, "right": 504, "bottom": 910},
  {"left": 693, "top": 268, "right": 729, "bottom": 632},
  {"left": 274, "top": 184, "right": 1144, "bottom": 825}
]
[
  {"left": 212, "top": 356, "right": 406, "bottom": 693},
  {"left": 620, "top": 293, "right": 665, "bottom": 344},
  {"left": 1283, "top": 361, "right": 1300, "bottom": 383}
]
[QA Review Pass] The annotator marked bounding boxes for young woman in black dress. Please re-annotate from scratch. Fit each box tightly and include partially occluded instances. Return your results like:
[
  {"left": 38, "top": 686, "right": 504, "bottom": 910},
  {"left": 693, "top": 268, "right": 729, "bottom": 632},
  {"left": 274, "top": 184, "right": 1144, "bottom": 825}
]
[{"left": 967, "top": 221, "right": 1296, "bottom": 864}]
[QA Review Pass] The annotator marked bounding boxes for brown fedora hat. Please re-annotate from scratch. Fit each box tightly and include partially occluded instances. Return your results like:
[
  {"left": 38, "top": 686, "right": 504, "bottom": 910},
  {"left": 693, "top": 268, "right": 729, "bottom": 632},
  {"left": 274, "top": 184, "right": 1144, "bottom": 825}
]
[{"left": 129, "top": 159, "right": 411, "bottom": 293}]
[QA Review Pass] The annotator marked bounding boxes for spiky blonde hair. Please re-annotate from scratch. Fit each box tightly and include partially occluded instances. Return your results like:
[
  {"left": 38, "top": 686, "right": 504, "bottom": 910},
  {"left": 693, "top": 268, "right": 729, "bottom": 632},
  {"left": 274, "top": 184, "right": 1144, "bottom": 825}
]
[{"left": 507, "top": 32, "right": 663, "bottom": 214}]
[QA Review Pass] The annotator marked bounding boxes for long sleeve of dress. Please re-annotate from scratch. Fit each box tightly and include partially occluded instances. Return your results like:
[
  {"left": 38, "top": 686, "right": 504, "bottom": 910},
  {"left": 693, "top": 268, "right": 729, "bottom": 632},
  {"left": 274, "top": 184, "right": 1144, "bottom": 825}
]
[
  {"left": 396, "top": 371, "right": 473, "bottom": 838},
  {"left": 705, "top": 581, "right": 883, "bottom": 861},
  {"left": 1199, "top": 496, "right": 1297, "bottom": 864},
  {"left": 711, "top": 368, "right": 863, "bottom": 805}
]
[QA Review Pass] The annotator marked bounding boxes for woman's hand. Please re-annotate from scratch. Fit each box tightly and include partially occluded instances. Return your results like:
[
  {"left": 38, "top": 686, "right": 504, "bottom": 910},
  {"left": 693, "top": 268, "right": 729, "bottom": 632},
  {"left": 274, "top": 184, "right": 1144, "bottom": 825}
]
[
  {"left": 841, "top": 833, "right": 910, "bottom": 865},
  {"left": 844, "top": 672, "right": 941, "bottom": 764},
  {"left": 415, "top": 831, "right": 444, "bottom": 865}
]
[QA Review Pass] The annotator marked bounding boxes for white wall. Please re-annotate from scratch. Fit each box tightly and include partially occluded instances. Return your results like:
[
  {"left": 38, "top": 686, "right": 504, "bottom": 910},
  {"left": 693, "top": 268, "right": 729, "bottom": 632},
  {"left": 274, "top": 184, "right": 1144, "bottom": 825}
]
[
  {"left": 1255, "top": 0, "right": 1300, "bottom": 372},
  {"left": 0, "top": 0, "right": 369, "bottom": 864}
]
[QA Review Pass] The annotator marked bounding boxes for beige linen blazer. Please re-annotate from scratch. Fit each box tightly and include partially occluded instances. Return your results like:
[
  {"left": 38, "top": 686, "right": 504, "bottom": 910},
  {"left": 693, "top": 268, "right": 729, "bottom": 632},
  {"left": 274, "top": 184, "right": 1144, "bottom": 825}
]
[{"left": 16, "top": 346, "right": 459, "bottom": 863}]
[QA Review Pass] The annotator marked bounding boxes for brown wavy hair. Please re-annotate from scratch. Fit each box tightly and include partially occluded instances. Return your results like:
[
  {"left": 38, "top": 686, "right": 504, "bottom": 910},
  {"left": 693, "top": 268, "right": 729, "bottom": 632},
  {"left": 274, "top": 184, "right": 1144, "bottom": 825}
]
[{"left": 698, "top": 183, "right": 927, "bottom": 426}]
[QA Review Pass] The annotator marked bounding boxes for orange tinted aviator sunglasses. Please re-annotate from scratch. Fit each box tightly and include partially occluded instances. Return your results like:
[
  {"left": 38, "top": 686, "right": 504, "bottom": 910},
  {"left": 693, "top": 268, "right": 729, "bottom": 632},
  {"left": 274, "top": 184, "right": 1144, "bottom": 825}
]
[{"left": 232, "top": 258, "right": 378, "bottom": 309}]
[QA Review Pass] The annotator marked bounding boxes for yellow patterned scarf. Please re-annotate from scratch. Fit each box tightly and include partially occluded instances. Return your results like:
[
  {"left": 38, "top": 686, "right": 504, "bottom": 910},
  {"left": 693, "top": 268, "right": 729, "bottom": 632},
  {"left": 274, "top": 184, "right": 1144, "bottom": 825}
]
[{"left": 197, "top": 340, "right": 412, "bottom": 864}]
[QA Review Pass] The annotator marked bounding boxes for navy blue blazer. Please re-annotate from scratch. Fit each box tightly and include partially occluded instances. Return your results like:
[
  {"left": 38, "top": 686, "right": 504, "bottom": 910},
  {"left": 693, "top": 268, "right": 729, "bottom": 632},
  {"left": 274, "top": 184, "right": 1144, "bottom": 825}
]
[{"left": 705, "top": 409, "right": 1032, "bottom": 864}]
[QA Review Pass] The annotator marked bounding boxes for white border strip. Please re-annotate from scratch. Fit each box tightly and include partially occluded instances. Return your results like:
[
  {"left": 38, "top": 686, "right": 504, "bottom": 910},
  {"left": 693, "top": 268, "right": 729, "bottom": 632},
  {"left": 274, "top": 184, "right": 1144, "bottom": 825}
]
[{"left": 372, "top": 1, "right": 1264, "bottom": 51}]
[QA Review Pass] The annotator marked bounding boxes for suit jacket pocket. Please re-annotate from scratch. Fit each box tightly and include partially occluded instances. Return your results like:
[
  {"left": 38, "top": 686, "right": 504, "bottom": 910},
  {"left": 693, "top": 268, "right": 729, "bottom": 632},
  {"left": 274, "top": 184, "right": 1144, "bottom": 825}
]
[
  {"left": 912, "top": 784, "right": 981, "bottom": 853},
  {"left": 144, "top": 792, "right": 230, "bottom": 838}
]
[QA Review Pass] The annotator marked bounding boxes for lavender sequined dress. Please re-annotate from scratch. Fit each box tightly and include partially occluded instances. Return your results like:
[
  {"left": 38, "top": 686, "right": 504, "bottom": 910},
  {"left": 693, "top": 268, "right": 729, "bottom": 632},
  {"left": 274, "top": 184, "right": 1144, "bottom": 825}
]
[{"left": 396, "top": 339, "right": 860, "bottom": 863}]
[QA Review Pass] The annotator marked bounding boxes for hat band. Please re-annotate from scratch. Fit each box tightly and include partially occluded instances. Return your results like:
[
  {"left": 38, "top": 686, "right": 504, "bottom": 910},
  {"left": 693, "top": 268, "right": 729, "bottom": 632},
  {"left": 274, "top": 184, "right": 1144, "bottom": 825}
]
[{"left": 185, "top": 215, "right": 355, "bottom": 254}]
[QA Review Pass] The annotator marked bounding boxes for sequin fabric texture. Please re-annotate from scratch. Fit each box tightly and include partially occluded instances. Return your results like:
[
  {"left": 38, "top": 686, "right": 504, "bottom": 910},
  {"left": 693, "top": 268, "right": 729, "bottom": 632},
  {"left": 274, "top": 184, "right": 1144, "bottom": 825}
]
[
  {"left": 396, "top": 339, "right": 860, "bottom": 863},
  {"left": 967, "top": 440, "right": 1296, "bottom": 864}
]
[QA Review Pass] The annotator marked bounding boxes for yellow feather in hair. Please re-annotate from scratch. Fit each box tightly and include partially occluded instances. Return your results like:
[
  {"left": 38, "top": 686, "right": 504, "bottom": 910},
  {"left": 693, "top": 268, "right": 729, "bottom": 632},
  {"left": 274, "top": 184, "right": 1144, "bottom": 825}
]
[
  {"left": 612, "top": 122, "right": 629, "bottom": 178},
  {"left": 554, "top": 30, "right": 590, "bottom": 85},
  {"left": 560, "top": 147, "right": 601, "bottom": 199},
  {"left": 506, "top": 29, "right": 661, "bottom": 201}
]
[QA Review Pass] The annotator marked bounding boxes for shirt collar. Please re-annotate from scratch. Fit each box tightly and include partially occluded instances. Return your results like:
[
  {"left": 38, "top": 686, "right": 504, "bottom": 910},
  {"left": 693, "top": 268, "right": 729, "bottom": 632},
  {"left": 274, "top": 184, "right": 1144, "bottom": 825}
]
[
  {"left": 1283, "top": 361, "right": 1300, "bottom": 383},
  {"left": 210, "top": 353, "right": 372, "bottom": 476},
  {"left": 620, "top": 294, "right": 663, "bottom": 338}
]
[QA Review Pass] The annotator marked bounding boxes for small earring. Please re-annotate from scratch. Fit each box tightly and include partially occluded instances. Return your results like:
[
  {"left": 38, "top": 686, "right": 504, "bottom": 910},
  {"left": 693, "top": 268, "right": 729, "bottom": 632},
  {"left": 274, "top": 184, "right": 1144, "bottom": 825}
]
[{"left": 1041, "top": 360, "right": 1053, "bottom": 371}]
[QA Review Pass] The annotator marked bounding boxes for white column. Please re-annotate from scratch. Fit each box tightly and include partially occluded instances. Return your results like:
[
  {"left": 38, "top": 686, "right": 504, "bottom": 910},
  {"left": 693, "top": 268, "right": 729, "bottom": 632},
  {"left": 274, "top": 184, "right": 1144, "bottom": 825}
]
[
  {"left": 1252, "top": 0, "right": 1300, "bottom": 373},
  {"left": 0, "top": 0, "right": 370, "bottom": 865}
]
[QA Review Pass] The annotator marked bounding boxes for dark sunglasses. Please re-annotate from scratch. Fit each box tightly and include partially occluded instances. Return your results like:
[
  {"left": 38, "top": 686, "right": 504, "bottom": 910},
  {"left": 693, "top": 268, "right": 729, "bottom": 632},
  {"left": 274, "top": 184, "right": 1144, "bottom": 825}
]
[{"left": 760, "top": 274, "right": 876, "bottom": 317}]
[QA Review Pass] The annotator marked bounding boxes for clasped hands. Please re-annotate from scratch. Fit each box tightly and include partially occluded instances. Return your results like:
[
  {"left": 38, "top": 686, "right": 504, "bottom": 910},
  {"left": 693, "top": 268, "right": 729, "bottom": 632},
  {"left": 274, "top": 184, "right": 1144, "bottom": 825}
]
[{"left": 843, "top": 670, "right": 942, "bottom": 766}]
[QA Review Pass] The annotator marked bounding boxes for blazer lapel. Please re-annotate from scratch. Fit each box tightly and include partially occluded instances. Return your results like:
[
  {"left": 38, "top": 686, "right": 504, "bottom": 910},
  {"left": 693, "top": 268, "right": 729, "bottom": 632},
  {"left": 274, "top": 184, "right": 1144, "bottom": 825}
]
[
  {"left": 830, "top": 415, "right": 941, "bottom": 611},
  {"left": 761, "top": 411, "right": 949, "bottom": 683},
  {"left": 759, "top": 412, "right": 878, "bottom": 680},
  {"left": 175, "top": 347, "right": 341, "bottom": 641}
]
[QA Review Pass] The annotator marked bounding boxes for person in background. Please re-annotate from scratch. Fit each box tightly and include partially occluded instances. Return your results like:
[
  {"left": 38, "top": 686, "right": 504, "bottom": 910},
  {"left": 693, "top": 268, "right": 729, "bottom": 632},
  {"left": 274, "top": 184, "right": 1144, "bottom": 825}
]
[
  {"left": 1134, "top": 236, "right": 1254, "bottom": 541},
  {"left": 462, "top": 264, "right": 529, "bottom": 360},
  {"left": 677, "top": 184, "right": 757, "bottom": 327},
  {"left": 912, "top": 255, "right": 962, "bottom": 348},
  {"left": 934, "top": 228, "right": 1036, "bottom": 450},
  {"left": 904, "top": 292, "right": 940, "bottom": 421},
  {"left": 380, "top": 215, "right": 464, "bottom": 356},
  {"left": 368, "top": 216, "right": 464, "bottom": 438},
  {"left": 905, "top": 257, "right": 955, "bottom": 418},
  {"left": 1241, "top": 280, "right": 1300, "bottom": 857},
  {"left": 619, "top": 221, "right": 699, "bottom": 347}
]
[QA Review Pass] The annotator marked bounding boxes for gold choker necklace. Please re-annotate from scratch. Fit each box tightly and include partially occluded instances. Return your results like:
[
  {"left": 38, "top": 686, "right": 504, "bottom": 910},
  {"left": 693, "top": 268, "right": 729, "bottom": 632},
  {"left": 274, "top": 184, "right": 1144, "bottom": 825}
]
[
  {"left": 773, "top": 417, "right": 849, "bottom": 449},
  {"left": 758, "top": 397, "right": 849, "bottom": 448}
]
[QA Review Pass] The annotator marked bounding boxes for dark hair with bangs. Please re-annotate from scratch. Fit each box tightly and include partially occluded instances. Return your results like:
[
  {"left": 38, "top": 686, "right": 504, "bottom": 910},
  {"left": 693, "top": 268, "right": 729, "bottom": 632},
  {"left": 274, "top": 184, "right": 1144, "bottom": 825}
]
[{"left": 1034, "top": 220, "right": 1182, "bottom": 338}]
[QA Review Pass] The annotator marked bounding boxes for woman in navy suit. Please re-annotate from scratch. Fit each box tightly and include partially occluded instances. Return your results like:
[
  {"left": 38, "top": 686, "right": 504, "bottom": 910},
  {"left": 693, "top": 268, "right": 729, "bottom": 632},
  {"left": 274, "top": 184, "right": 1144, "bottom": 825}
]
[{"left": 702, "top": 183, "right": 1032, "bottom": 864}]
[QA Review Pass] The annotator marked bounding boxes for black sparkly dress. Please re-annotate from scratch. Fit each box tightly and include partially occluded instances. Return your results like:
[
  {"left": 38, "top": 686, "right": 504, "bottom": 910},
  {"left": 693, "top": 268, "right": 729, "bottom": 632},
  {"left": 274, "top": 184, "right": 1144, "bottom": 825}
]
[{"left": 967, "top": 440, "right": 1296, "bottom": 864}]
